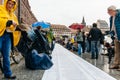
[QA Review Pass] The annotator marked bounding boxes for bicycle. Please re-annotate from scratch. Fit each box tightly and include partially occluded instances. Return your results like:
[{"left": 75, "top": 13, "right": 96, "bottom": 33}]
[{"left": 0, "top": 47, "right": 21, "bottom": 73}]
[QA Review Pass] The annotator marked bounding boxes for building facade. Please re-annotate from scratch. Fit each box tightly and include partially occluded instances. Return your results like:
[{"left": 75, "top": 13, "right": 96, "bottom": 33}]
[
  {"left": 0, "top": 0, "right": 2, "bottom": 4},
  {"left": 15, "top": 0, "right": 37, "bottom": 25},
  {"left": 97, "top": 19, "right": 109, "bottom": 33},
  {"left": 0, "top": 0, "right": 37, "bottom": 25},
  {"left": 51, "top": 24, "right": 71, "bottom": 38}
]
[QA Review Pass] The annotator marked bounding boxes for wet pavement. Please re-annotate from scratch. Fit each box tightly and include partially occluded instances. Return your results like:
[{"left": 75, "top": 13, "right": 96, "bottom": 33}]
[
  {"left": 0, "top": 59, "right": 44, "bottom": 80},
  {"left": 42, "top": 44, "right": 116, "bottom": 80},
  {"left": 0, "top": 48, "right": 120, "bottom": 80},
  {"left": 74, "top": 52, "right": 120, "bottom": 80}
]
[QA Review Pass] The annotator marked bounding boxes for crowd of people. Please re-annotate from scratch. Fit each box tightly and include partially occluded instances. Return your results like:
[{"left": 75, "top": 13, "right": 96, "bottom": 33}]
[
  {"left": 0, "top": 0, "right": 120, "bottom": 79},
  {"left": 65, "top": 5, "right": 120, "bottom": 72},
  {"left": 65, "top": 23, "right": 104, "bottom": 59}
]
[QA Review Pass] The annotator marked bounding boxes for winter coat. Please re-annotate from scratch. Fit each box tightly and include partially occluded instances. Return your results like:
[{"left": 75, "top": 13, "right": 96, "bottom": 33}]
[
  {"left": 88, "top": 27, "right": 102, "bottom": 41},
  {"left": 47, "top": 28, "right": 54, "bottom": 43},
  {"left": 110, "top": 9, "right": 120, "bottom": 40},
  {"left": 76, "top": 32, "right": 83, "bottom": 43}
]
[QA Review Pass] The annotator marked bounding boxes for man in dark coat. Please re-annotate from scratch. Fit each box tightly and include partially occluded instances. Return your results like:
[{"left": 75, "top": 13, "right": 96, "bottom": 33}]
[{"left": 88, "top": 23, "right": 102, "bottom": 59}]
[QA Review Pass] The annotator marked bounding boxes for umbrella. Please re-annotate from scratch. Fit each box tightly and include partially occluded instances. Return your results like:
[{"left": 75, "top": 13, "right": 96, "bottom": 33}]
[
  {"left": 69, "top": 23, "right": 84, "bottom": 30},
  {"left": 32, "top": 21, "right": 50, "bottom": 29}
]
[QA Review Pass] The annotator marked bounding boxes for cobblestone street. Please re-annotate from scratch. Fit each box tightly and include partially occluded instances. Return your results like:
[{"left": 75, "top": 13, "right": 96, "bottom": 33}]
[
  {"left": 0, "top": 59, "right": 44, "bottom": 80},
  {"left": 75, "top": 52, "right": 120, "bottom": 80},
  {"left": 0, "top": 45, "right": 120, "bottom": 80}
]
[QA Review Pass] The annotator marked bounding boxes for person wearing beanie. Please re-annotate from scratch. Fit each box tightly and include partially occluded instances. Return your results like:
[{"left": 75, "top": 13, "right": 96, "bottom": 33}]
[{"left": 108, "top": 5, "right": 120, "bottom": 70}]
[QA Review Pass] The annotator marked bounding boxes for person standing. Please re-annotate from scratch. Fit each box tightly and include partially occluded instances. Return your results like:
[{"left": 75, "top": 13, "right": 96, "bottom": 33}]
[
  {"left": 86, "top": 33, "right": 91, "bottom": 52},
  {"left": 88, "top": 23, "right": 103, "bottom": 59},
  {"left": 82, "top": 31, "right": 86, "bottom": 53},
  {"left": 0, "top": 0, "right": 20, "bottom": 79},
  {"left": 107, "top": 6, "right": 120, "bottom": 70},
  {"left": 47, "top": 28, "right": 55, "bottom": 51},
  {"left": 76, "top": 29, "right": 83, "bottom": 55}
]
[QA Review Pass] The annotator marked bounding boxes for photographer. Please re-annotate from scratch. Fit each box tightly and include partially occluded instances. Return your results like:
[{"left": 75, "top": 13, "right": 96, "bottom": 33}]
[{"left": 0, "top": 0, "right": 20, "bottom": 79}]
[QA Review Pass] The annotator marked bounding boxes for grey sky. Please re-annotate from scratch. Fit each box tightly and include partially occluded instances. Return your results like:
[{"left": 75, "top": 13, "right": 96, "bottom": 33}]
[{"left": 29, "top": 0, "right": 120, "bottom": 26}]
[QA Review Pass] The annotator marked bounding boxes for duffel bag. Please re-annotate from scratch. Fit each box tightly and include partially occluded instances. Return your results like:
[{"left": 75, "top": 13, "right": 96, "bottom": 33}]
[{"left": 25, "top": 49, "right": 53, "bottom": 70}]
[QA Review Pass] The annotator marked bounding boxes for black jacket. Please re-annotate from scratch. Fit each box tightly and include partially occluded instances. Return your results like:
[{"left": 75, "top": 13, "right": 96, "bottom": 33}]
[{"left": 88, "top": 27, "right": 103, "bottom": 41}]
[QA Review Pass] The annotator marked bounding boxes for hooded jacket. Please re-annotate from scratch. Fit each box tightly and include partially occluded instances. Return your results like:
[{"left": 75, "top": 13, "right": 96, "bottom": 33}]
[
  {"left": 47, "top": 28, "right": 54, "bottom": 43},
  {"left": 0, "top": 0, "right": 21, "bottom": 46}
]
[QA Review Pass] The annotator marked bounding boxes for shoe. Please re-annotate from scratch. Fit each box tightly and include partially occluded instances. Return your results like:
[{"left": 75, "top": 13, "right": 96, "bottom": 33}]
[
  {"left": 91, "top": 56, "right": 95, "bottom": 59},
  {"left": 108, "top": 61, "right": 111, "bottom": 64},
  {"left": 109, "top": 66, "right": 119, "bottom": 69},
  {"left": 117, "top": 68, "right": 120, "bottom": 71},
  {"left": 91, "top": 57, "right": 95, "bottom": 59},
  {"left": 49, "top": 55, "right": 52, "bottom": 59},
  {"left": 4, "top": 75, "right": 16, "bottom": 79},
  {"left": 96, "top": 58, "right": 98, "bottom": 60},
  {"left": 95, "top": 56, "right": 98, "bottom": 59}
]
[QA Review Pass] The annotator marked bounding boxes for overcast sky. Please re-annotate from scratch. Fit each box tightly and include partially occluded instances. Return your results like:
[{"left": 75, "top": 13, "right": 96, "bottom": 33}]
[{"left": 29, "top": 0, "right": 120, "bottom": 26}]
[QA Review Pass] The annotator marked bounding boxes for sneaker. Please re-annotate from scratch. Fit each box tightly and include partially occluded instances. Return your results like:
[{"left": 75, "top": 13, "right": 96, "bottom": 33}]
[
  {"left": 117, "top": 68, "right": 120, "bottom": 71},
  {"left": 4, "top": 75, "right": 16, "bottom": 79},
  {"left": 109, "top": 66, "right": 119, "bottom": 69}
]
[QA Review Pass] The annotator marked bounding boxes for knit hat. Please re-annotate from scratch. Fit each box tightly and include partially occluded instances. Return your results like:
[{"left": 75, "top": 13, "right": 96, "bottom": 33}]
[{"left": 108, "top": 5, "right": 116, "bottom": 11}]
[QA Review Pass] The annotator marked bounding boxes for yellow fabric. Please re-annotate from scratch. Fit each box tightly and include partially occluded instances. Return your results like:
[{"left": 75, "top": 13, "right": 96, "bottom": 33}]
[
  {"left": 70, "top": 38, "right": 74, "bottom": 43},
  {"left": 0, "top": 0, "right": 21, "bottom": 46}
]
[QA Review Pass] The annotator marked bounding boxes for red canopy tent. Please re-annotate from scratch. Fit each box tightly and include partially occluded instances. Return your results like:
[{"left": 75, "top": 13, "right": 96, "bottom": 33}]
[{"left": 69, "top": 23, "right": 84, "bottom": 30}]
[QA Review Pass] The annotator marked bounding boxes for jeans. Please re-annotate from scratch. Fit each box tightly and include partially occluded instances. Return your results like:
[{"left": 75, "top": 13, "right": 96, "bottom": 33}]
[
  {"left": 51, "top": 41, "right": 55, "bottom": 51},
  {"left": 78, "top": 43, "right": 82, "bottom": 55},
  {"left": 91, "top": 41, "right": 99, "bottom": 59},
  {"left": 86, "top": 40, "right": 91, "bottom": 52},
  {"left": 0, "top": 33, "right": 12, "bottom": 77}
]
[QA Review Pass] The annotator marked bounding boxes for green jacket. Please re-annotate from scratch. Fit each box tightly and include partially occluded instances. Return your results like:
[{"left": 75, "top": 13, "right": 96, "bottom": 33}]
[
  {"left": 47, "top": 28, "right": 54, "bottom": 43},
  {"left": 76, "top": 32, "right": 83, "bottom": 42}
]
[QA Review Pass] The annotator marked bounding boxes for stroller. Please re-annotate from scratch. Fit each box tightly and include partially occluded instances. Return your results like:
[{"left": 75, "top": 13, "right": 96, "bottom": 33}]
[{"left": 16, "top": 24, "right": 53, "bottom": 70}]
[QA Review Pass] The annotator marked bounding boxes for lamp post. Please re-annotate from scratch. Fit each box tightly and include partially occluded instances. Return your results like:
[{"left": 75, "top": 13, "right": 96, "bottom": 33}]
[{"left": 18, "top": 0, "right": 21, "bottom": 23}]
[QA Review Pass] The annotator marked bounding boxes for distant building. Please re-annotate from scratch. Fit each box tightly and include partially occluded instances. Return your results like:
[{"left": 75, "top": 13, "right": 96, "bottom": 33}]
[
  {"left": 82, "top": 26, "right": 90, "bottom": 32},
  {"left": 97, "top": 19, "right": 109, "bottom": 33},
  {"left": 81, "top": 16, "right": 86, "bottom": 27},
  {"left": 0, "top": 0, "right": 3, "bottom": 4},
  {"left": 51, "top": 24, "right": 71, "bottom": 38},
  {"left": 15, "top": 0, "right": 37, "bottom": 25}
]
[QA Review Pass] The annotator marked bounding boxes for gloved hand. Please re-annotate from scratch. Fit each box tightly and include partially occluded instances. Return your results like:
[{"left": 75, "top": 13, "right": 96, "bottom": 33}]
[
  {"left": 111, "top": 35, "right": 115, "bottom": 40},
  {"left": 15, "top": 26, "right": 22, "bottom": 31},
  {"left": 6, "top": 20, "right": 13, "bottom": 27},
  {"left": 109, "top": 31, "right": 115, "bottom": 36}
]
